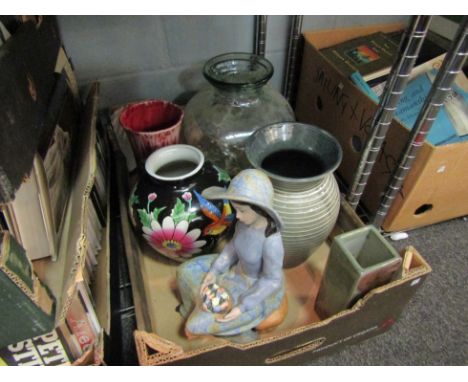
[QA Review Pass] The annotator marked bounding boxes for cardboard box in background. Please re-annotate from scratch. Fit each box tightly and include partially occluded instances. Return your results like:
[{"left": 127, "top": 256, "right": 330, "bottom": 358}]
[{"left": 295, "top": 23, "right": 468, "bottom": 232}]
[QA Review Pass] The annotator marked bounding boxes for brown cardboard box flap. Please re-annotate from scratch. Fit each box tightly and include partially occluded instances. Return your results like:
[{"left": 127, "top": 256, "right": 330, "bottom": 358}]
[
  {"left": 33, "top": 83, "right": 109, "bottom": 364},
  {"left": 134, "top": 331, "right": 185, "bottom": 366},
  {"left": 303, "top": 22, "right": 404, "bottom": 50}
]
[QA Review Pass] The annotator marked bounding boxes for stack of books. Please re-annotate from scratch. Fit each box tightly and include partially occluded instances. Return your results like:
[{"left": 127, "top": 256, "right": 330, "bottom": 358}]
[
  {"left": 0, "top": 18, "right": 109, "bottom": 366},
  {"left": 0, "top": 71, "right": 81, "bottom": 262},
  {"left": 59, "top": 84, "right": 109, "bottom": 362},
  {"left": 0, "top": 84, "right": 109, "bottom": 366}
]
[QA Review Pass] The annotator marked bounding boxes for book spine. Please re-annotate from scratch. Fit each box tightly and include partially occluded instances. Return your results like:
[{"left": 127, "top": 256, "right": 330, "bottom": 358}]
[
  {"left": 2, "top": 204, "right": 23, "bottom": 247},
  {"left": 1, "top": 232, "right": 55, "bottom": 314},
  {"left": 0, "top": 232, "right": 34, "bottom": 295},
  {"left": 350, "top": 71, "right": 380, "bottom": 103},
  {"left": 0, "top": 235, "right": 55, "bottom": 349},
  {"left": 77, "top": 282, "right": 101, "bottom": 334},
  {"left": 5, "top": 168, "right": 53, "bottom": 260},
  {"left": 0, "top": 329, "right": 73, "bottom": 366},
  {"left": 0, "top": 272, "right": 55, "bottom": 348},
  {"left": 65, "top": 290, "right": 98, "bottom": 352},
  {"left": 32, "top": 155, "right": 58, "bottom": 261},
  {"left": 56, "top": 321, "right": 83, "bottom": 360}
]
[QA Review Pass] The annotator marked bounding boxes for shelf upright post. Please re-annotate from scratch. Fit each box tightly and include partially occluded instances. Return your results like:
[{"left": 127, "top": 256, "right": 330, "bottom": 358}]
[
  {"left": 373, "top": 16, "right": 468, "bottom": 227},
  {"left": 346, "top": 16, "right": 432, "bottom": 211}
]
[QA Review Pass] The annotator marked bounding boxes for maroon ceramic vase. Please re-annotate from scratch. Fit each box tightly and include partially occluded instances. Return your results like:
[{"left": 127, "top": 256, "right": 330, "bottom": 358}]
[{"left": 120, "top": 100, "right": 183, "bottom": 165}]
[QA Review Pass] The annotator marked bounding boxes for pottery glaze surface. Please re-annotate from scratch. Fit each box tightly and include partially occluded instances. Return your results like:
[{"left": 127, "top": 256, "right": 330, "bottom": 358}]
[
  {"left": 129, "top": 145, "right": 233, "bottom": 262},
  {"left": 246, "top": 122, "right": 343, "bottom": 268},
  {"left": 315, "top": 225, "right": 402, "bottom": 318},
  {"left": 120, "top": 99, "right": 183, "bottom": 165}
]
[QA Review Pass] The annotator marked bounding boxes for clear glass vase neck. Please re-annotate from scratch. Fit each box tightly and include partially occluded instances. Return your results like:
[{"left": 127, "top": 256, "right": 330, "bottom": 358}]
[{"left": 213, "top": 86, "right": 263, "bottom": 107}]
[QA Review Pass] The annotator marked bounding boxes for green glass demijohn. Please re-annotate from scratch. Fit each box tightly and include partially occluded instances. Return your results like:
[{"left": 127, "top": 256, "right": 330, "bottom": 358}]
[{"left": 182, "top": 52, "right": 295, "bottom": 176}]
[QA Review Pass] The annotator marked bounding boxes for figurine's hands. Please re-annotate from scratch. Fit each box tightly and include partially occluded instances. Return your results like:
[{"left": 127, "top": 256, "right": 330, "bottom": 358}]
[
  {"left": 199, "top": 272, "right": 216, "bottom": 297},
  {"left": 216, "top": 307, "right": 242, "bottom": 323}
]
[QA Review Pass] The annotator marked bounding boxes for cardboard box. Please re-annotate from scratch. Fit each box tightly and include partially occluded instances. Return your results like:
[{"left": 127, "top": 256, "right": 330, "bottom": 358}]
[
  {"left": 31, "top": 84, "right": 110, "bottom": 366},
  {"left": 295, "top": 23, "right": 468, "bottom": 232},
  {"left": 114, "top": 151, "right": 431, "bottom": 365}
]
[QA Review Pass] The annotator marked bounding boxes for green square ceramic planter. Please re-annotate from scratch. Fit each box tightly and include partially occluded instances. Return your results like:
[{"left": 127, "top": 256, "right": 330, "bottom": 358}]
[{"left": 316, "top": 225, "right": 402, "bottom": 318}]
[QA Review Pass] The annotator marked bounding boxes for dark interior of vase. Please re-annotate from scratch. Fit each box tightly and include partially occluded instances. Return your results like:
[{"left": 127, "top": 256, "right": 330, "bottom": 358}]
[{"left": 247, "top": 123, "right": 343, "bottom": 180}]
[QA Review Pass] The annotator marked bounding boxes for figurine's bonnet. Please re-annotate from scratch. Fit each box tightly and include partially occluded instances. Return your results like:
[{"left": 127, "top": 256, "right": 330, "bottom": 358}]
[{"left": 202, "top": 169, "right": 283, "bottom": 231}]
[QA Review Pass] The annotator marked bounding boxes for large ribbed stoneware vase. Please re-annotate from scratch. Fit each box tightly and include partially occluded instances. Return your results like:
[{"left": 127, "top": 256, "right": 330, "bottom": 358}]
[{"left": 246, "top": 123, "right": 342, "bottom": 268}]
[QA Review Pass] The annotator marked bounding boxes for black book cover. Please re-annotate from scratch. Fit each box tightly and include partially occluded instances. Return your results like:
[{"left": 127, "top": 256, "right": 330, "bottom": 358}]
[{"left": 321, "top": 32, "right": 399, "bottom": 80}]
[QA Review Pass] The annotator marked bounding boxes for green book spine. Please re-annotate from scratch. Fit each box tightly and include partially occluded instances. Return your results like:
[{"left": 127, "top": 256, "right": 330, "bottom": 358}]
[
  {"left": 1, "top": 232, "right": 34, "bottom": 292},
  {"left": 0, "top": 232, "right": 55, "bottom": 348},
  {"left": 0, "top": 271, "right": 55, "bottom": 348}
]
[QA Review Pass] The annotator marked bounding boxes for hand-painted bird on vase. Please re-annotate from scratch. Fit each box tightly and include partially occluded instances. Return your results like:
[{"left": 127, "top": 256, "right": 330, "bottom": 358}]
[{"left": 193, "top": 190, "right": 235, "bottom": 236}]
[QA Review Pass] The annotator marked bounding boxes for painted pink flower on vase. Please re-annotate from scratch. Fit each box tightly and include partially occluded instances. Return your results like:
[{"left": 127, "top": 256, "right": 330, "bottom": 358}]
[
  {"left": 148, "top": 193, "right": 157, "bottom": 202},
  {"left": 182, "top": 192, "right": 192, "bottom": 202},
  {"left": 142, "top": 216, "right": 206, "bottom": 261}
]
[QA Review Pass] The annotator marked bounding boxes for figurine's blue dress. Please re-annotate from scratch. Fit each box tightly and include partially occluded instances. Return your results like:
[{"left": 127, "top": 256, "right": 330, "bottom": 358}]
[{"left": 177, "top": 222, "right": 285, "bottom": 336}]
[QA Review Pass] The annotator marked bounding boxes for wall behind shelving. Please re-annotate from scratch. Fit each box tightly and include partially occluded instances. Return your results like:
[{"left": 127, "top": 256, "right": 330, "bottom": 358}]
[{"left": 57, "top": 15, "right": 409, "bottom": 108}]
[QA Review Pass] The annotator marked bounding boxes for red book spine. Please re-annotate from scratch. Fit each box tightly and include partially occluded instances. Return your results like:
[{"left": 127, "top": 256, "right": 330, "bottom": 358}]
[{"left": 65, "top": 294, "right": 96, "bottom": 352}]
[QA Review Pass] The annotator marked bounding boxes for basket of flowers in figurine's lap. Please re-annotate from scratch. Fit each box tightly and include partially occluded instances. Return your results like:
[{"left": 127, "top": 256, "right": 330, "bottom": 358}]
[{"left": 201, "top": 283, "right": 232, "bottom": 314}]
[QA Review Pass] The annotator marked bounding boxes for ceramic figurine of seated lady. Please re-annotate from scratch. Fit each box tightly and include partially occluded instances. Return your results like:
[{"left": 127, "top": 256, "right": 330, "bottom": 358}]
[{"left": 176, "top": 169, "right": 287, "bottom": 338}]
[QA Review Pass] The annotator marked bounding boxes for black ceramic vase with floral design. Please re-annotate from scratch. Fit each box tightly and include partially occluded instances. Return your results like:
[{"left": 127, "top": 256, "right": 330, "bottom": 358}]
[{"left": 129, "top": 144, "right": 233, "bottom": 262}]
